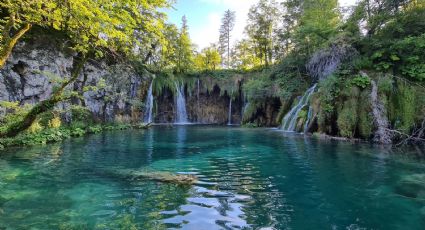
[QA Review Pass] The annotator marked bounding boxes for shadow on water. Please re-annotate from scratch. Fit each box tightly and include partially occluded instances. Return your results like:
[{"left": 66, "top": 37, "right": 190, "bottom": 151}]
[{"left": 0, "top": 126, "right": 425, "bottom": 229}]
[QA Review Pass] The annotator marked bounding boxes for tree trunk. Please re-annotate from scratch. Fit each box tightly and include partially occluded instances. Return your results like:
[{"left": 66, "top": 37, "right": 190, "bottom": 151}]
[
  {"left": 0, "top": 14, "right": 31, "bottom": 68},
  {"left": 0, "top": 55, "right": 88, "bottom": 138}
]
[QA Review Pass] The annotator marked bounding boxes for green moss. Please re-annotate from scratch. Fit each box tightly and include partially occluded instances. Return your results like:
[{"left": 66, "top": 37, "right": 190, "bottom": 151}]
[
  {"left": 392, "top": 83, "right": 416, "bottom": 132},
  {"left": 358, "top": 90, "right": 373, "bottom": 138},
  {"left": 337, "top": 86, "right": 361, "bottom": 138},
  {"left": 337, "top": 99, "right": 358, "bottom": 138}
]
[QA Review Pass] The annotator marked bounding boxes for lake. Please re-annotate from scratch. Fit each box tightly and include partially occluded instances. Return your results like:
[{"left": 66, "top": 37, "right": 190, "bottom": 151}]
[{"left": 0, "top": 126, "right": 424, "bottom": 229}]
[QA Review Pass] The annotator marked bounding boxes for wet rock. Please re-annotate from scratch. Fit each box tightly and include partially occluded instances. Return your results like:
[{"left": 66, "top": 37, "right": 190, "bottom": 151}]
[{"left": 395, "top": 174, "right": 425, "bottom": 199}]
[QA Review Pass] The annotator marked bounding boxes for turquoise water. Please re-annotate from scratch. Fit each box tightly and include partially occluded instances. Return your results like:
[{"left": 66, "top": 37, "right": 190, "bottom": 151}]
[{"left": 0, "top": 126, "right": 424, "bottom": 229}]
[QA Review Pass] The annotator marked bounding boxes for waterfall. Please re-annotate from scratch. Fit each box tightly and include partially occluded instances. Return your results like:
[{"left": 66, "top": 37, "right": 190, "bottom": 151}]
[
  {"left": 197, "top": 78, "right": 200, "bottom": 122},
  {"left": 175, "top": 81, "right": 189, "bottom": 124},
  {"left": 281, "top": 84, "right": 317, "bottom": 132},
  {"left": 304, "top": 106, "right": 313, "bottom": 133},
  {"left": 143, "top": 81, "right": 154, "bottom": 123},
  {"left": 227, "top": 98, "right": 232, "bottom": 125},
  {"left": 242, "top": 100, "right": 249, "bottom": 120},
  {"left": 370, "top": 79, "right": 392, "bottom": 144}
]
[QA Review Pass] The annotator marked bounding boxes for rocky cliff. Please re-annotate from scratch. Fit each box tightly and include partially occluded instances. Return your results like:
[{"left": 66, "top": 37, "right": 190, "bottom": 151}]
[
  {"left": 0, "top": 36, "right": 151, "bottom": 123},
  {"left": 0, "top": 37, "right": 280, "bottom": 126}
]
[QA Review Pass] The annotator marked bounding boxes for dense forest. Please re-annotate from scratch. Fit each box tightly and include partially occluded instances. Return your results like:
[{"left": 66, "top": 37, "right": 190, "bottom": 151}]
[{"left": 0, "top": 0, "right": 424, "bottom": 148}]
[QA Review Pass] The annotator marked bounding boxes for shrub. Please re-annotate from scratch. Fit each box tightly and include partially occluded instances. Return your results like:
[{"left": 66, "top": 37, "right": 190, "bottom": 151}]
[
  {"left": 350, "top": 74, "right": 371, "bottom": 89},
  {"left": 71, "top": 128, "right": 86, "bottom": 137},
  {"left": 48, "top": 116, "right": 61, "bottom": 129},
  {"left": 70, "top": 105, "right": 92, "bottom": 122},
  {"left": 87, "top": 125, "right": 102, "bottom": 134},
  {"left": 28, "top": 120, "right": 43, "bottom": 134}
]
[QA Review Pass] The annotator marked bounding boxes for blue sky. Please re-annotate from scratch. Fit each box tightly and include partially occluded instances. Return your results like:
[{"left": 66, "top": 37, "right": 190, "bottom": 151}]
[{"left": 165, "top": 0, "right": 357, "bottom": 50}]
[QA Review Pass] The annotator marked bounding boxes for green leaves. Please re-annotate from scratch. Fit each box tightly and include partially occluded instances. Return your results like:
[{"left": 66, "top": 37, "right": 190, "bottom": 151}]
[{"left": 350, "top": 75, "right": 371, "bottom": 89}]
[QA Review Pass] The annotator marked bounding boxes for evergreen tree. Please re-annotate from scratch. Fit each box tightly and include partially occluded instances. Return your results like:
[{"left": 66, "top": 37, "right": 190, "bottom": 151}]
[{"left": 219, "top": 10, "right": 236, "bottom": 69}]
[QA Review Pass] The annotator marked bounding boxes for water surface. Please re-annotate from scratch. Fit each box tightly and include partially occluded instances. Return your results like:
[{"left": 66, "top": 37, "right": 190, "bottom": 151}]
[{"left": 0, "top": 126, "right": 424, "bottom": 229}]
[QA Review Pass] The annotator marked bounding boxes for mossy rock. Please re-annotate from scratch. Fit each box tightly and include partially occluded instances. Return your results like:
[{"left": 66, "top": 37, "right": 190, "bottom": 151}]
[{"left": 395, "top": 174, "right": 425, "bottom": 199}]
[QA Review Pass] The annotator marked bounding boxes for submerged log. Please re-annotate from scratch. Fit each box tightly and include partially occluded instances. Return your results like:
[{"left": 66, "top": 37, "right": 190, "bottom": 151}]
[
  {"left": 129, "top": 170, "right": 197, "bottom": 185},
  {"left": 108, "top": 169, "right": 197, "bottom": 185}
]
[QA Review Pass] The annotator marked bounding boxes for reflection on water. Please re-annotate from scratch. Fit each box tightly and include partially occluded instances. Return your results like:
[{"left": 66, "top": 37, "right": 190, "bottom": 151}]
[{"left": 0, "top": 126, "right": 424, "bottom": 229}]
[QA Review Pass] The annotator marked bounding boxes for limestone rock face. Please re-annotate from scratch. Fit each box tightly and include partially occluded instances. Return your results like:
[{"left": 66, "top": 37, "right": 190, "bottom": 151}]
[{"left": 0, "top": 38, "right": 147, "bottom": 122}]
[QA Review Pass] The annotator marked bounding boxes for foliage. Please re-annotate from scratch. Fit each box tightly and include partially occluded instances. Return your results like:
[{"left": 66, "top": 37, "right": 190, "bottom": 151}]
[
  {"left": 48, "top": 116, "right": 61, "bottom": 129},
  {"left": 350, "top": 75, "right": 371, "bottom": 89},
  {"left": 175, "top": 16, "right": 194, "bottom": 73},
  {"left": 293, "top": 0, "right": 340, "bottom": 56},
  {"left": 231, "top": 39, "right": 262, "bottom": 70},
  {"left": 394, "top": 83, "right": 417, "bottom": 132},
  {"left": 194, "top": 46, "right": 222, "bottom": 71},
  {"left": 28, "top": 120, "right": 43, "bottom": 134},
  {"left": 70, "top": 105, "right": 92, "bottom": 123},
  {"left": 358, "top": 90, "right": 373, "bottom": 138},
  {"left": 245, "top": 0, "right": 281, "bottom": 66}
]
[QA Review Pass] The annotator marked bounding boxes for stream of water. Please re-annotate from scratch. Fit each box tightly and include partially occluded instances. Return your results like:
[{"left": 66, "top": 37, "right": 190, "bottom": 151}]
[{"left": 0, "top": 126, "right": 424, "bottom": 229}]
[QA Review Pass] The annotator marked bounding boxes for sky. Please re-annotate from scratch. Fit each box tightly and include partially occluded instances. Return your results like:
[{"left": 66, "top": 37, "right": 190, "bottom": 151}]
[{"left": 165, "top": 0, "right": 358, "bottom": 50}]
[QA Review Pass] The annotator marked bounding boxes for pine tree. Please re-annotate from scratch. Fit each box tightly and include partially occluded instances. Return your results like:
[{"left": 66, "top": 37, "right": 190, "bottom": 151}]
[{"left": 219, "top": 10, "right": 236, "bottom": 69}]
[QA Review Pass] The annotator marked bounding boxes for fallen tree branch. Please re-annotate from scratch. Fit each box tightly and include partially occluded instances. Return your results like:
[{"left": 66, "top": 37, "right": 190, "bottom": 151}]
[{"left": 384, "top": 119, "right": 425, "bottom": 146}]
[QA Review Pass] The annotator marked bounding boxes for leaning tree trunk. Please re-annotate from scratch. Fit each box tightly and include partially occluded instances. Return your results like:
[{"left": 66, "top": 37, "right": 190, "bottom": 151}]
[
  {"left": 0, "top": 55, "right": 88, "bottom": 138},
  {"left": 0, "top": 14, "right": 32, "bottom": 68}
]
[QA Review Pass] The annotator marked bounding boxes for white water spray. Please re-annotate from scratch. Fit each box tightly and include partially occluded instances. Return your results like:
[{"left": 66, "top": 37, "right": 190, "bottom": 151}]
[
  {"left": 143, "top": 81, "right": 154, "bottom": 123},
  {"left": 281, "top": 84, "right": 317, "bottom": 132},
  {"left": 175, "top": 82, "right": 189, "bottom": 124}
]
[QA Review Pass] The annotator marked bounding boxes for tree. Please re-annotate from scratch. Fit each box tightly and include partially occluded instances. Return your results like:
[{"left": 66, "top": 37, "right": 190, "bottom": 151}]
[
  {"left": 294, "top": 0, "right": 340, "bottom": 56},
  {"left": 0, "top": 0, "right": 170, "bottom": 137},
  {"left": 274, "top": 0, "right": 303, "bottom": 58},
  {"left": 219, "top": 10, "right": 236, "bottom": 69},
  {"left": 245, "top": 0, "right": 281, "bottom": 66},
  {"left": 231, "top": 39, "right": 261, "bottom": 70},
  {"left": 194, "top": 45, "right": 221, "bottom": 71},
  {"left": 0, "top": 0, "right": 59, "bottom": 67},
  {"left": 176, "top": 16, "right": 194, "bottom": 73}
]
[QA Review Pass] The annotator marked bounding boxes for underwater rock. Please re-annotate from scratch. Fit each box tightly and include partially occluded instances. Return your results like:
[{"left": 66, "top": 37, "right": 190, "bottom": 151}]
[{"left": 395, "top": 174, "right": 425, "bottom": 199}]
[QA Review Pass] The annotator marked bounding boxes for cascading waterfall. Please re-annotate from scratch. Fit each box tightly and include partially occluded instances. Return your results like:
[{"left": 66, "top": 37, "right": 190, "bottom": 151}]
[
  {"left": 227, "top": 90, "right": 233, "bottom": 125},
  {"left": 242, "top": 98, "right": 249, "bottom": 121},
  {"left": 197, "top": 78, "right": 200, "bottom": 122},
  {"left": 227, "top": 98, "right": 232, "bottom": 125},
  {"left": 175, "top": 81, "right": 189, "bottom": 124},
  {"left": 281, "top": 84, "right": 317, "bottom": 132},
  {"left": 143, "top": 81, "right": 154, "bottom": 123}
]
